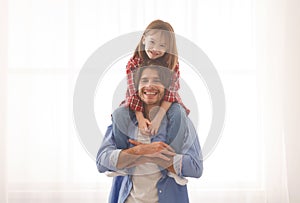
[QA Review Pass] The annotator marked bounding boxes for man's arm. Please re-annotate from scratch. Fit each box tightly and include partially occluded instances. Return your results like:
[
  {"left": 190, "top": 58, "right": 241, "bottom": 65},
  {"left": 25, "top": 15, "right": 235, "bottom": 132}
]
[
  {"left": 144, "top": 118, "right": 203, "bottom": 178},
  {"left": 96, "top": 125, "right": 122, "bottom": 173},
  {"left": 177, "top": 118, "right": 203, "bottom": 178},
  {"left": 117, "top": 140, "right": 176, "bottom": 169},
  {"left": 96, "top": 125, "right": 176, "bottom": 173},
  {"left": 127, "top": 139, "right": 176, "bottom": 173},
  {"left": 96, "top": 125, "right": 146, "bottom": 173}
]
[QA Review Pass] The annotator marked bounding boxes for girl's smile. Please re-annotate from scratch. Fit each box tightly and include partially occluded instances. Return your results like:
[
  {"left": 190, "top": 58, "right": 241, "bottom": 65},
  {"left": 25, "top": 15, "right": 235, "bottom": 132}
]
[{"left": 143, "top": 31, "right": 168, "bottom": 59}]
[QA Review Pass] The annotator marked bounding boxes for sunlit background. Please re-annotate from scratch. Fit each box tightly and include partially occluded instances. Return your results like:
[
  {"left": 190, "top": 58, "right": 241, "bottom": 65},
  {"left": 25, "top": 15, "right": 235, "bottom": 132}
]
[{"left": 1, "top": 0, "right": 299, "bottom": 202}]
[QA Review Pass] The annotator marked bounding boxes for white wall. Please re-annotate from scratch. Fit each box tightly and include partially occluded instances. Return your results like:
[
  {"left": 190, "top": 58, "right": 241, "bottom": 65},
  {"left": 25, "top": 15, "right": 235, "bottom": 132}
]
[
  {"left": 282, "top": 0, "right": 300, "bottom": 202},
  {"left": 0, "top": 0, "right": 8, "bottom": 202},
  {"left": 256, "top": 0, "right": 300, "bottom": 202}
]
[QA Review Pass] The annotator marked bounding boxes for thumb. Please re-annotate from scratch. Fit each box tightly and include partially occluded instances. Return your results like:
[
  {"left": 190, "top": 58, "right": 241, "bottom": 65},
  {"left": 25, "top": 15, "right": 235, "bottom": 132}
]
[{"left": 145, "top": 119, "right": 151, "bottom": 126}]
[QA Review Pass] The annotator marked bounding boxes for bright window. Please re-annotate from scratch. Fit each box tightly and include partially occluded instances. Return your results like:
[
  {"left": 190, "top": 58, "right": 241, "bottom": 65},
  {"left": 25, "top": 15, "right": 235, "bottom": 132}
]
[{"left": 6, "top": 0, "right": 262, "bottom": 202}]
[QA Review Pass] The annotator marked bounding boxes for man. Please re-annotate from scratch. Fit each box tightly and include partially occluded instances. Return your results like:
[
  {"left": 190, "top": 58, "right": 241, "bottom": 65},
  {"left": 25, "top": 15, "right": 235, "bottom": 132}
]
[{"left": 96, "top": 64, "right": 203, "bottom": 203}]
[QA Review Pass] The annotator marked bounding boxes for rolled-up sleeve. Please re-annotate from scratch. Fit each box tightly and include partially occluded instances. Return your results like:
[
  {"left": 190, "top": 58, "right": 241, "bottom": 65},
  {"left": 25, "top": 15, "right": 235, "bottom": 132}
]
[
  {"left": 176, "top": 118, "right": 203, "bottom": 178},
  {"left": 96, "top": 125, "right": 127, "bottom": 173},
  {"left": 172, "top": 154, "right": 183, "bottom": 175}
]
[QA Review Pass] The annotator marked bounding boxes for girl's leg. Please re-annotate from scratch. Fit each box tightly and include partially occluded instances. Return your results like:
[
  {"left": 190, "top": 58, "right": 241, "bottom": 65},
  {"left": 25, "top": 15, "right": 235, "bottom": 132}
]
[
  {"left": 112, "top": 106, "right": 135, "bottom": 149},
  {"left": 166, "top": 103, "right": 188, "bottom": 153}
]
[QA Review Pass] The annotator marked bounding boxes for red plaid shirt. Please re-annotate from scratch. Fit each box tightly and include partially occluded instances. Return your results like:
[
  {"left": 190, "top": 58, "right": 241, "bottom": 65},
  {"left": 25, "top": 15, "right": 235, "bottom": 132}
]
[{"left": 124, "top": 56, "right": 190, "bottom": 114}]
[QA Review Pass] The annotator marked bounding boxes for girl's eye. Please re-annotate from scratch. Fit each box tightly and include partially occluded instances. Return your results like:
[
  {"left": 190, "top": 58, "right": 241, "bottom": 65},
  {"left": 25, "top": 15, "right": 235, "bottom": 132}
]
[
  {"left": 140, "top": 79, "right": 148, "bottom": 83},
  {"left": 150, "top": 41, "right": 155, "bottom": 44},
  {"left": 153, "top": 79, "right": 161, "bottom": 84}
]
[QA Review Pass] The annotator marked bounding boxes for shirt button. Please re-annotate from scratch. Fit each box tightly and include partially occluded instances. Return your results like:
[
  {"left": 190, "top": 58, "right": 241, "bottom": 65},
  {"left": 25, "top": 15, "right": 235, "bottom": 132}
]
[{"left": 159, "top": 190, "right": 162, "bottom": 193}]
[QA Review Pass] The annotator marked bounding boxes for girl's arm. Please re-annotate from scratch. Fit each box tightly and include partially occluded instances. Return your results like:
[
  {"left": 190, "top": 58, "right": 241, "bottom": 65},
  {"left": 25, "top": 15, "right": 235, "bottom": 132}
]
[
  {"left": 164, "top": 63, "right": 180, "bottom": 101},
  {"left": 148, "top": 101, "right": 171, "bottom": 135},
  {"left": 135, "top": 110, "right": 151, "bottom": 134},
  {"left": 125, "top": 57, "right": 151, "bottom": 132},
  {"left": 148, "top": 63, "right": 180, "bottom": 134}
]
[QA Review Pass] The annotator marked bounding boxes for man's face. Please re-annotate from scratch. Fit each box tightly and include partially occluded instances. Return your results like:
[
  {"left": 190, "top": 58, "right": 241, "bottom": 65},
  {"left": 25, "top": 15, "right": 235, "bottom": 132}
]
[
  {"left": 142, "top": 31, "right": 168, "bottom": 60},
  {"left": 138, "top": 68, "right": 165, "bottom": 106}
]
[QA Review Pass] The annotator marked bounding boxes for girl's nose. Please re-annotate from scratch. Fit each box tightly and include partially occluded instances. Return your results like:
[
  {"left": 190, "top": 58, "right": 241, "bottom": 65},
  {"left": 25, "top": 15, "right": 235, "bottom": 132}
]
[{"left": 153, "top": 44, "right": 161, "bottom": 51}]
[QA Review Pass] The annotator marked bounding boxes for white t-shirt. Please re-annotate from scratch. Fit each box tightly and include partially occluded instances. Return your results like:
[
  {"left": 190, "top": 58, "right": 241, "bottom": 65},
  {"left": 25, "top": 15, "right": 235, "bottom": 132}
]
[{"left": 125, "top": 132, "right": 162, "bottom": 203}]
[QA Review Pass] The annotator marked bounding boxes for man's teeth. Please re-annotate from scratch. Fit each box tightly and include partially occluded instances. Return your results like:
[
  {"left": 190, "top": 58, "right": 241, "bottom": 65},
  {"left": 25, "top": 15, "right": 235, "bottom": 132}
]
[{"left": 144, "top": 92, "right": 157, "bottom": 95}]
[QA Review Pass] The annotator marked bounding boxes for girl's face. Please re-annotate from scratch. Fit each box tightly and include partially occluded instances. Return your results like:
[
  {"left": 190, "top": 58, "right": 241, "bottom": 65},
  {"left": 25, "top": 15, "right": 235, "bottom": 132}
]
[{"left": 142, "top": 31, "right": 168, "bottom": 60}]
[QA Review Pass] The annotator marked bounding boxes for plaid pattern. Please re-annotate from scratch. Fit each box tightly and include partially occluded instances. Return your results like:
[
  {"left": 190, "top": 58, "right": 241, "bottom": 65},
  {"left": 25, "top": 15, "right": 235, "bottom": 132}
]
[{"left": 124, "top": 56, "right": 190, "bottom": 114}]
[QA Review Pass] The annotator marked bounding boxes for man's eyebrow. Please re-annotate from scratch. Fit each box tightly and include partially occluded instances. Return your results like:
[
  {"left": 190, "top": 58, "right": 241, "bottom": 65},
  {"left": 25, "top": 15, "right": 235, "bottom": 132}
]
[{"left": 140, "top": 76, "right": 160, "bottom": 79}]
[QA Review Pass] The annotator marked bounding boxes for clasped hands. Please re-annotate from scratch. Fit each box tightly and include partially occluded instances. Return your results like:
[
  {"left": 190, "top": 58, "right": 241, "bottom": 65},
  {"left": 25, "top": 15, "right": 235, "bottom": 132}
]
[{"left": 118, "top": 139, "right": 176, "bottom": 173}]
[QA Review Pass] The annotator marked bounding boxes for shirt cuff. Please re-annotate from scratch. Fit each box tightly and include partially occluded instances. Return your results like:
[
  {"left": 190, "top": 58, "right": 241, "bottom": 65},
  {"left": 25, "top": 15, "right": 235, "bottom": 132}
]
[
  {"left": 167, "top": 172, "right": 188, "bottom": 186},
  {"left": 173, "top": 154, "right": 183, "bottom": 176},
  {"left": 109, "top": 149, "right": 122, "bottom": 169},
  {"left": 105, "top": 171, "right": 127, "bottom": 177}
]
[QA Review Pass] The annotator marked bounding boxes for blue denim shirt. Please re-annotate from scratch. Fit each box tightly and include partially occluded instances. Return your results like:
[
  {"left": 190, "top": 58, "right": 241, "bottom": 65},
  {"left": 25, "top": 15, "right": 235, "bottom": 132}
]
[{"left": 96, "top": 117, "right": 203, "bottom": 203}]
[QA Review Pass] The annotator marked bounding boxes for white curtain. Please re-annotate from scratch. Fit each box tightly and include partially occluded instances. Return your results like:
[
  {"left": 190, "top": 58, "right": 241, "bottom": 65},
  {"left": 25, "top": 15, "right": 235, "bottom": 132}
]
[
  {"left": 0, "top": 0, "right": 8, "bottom": 202},
  {"left": 256, "top": 0, "right": 300, "bottom": 202},
  {"left": 1, "top": 0, "right": 299, "bottom": 202}
]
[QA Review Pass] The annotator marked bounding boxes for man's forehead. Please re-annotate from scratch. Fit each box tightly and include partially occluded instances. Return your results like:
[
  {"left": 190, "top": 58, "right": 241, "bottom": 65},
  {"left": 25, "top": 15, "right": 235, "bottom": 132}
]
[{"left": 141, "top": 69, "right": 159, "bottom": 77}]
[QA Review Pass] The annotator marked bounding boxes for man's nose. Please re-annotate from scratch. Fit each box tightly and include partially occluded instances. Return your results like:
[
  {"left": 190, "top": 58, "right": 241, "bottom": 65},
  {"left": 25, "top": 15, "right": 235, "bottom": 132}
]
[{"left": 145, "top": 80, "right": 154, "bottom": 86}]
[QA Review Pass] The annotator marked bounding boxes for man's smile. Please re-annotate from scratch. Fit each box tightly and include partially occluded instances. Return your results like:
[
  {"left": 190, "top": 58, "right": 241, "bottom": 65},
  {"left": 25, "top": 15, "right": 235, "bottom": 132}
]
[
  {"left": 142, "top": 88, "right": 160, "bottom": 99},
  {"left": 143, "top": 89, "right": 159, "bottom": 95}
]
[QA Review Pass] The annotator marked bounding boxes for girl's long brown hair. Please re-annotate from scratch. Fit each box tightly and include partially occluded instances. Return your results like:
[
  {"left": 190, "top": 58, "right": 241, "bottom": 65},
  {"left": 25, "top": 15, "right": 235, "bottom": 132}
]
[{"left": 133, "top": 19, "right": 178, "bottom": 71}]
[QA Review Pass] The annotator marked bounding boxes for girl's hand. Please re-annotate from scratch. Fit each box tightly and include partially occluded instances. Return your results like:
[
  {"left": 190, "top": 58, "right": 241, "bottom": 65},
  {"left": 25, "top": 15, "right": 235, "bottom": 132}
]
[
  {"left": 148, "top": 106, "right": 166, "bottom": 135},
  {"left": 137, "top": 116, "right": 151, "bottom": 136},
  {"left": 148, "top": 115, "right": 163, "bottom": 135}
]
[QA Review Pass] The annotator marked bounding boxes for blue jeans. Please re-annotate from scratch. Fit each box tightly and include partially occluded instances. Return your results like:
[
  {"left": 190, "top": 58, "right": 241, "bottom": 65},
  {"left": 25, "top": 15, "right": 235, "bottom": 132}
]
[{"left": 112, "top": 103, "right": 187, "bottom": 153}]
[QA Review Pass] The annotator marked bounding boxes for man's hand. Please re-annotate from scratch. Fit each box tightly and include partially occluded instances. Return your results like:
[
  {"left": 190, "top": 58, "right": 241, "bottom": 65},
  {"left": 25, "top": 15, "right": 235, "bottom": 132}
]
[
  {"left": 117, "top": 140, "right": 176, "bottom": 171},
  {"left": 129, "top": 139, "right": 176, "bottom": 172},
  {"left": 129, "top": 139, "right": 175, "bottom": 161}
]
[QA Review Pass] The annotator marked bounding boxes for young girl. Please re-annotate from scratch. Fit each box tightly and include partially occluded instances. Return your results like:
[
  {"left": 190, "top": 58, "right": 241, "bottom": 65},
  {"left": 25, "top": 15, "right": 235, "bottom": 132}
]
[{"left": 113, "top": 19, "right": 189, "bottom": 153}]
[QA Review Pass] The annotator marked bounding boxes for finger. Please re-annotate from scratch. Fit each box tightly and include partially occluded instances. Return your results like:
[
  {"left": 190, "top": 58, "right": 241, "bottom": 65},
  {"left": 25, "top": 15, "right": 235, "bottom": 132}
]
[
  {"left": 140, "top": 129, "right": 151, "bottom": 136},
  {"left": 152, "top": 153, "right": 171, "bottom": 161},
  {"left": 161, "top": 149, "right": 176, "bottom": 157},
  {"left": 145, "top": 119, "right": 151, "bottom": 126},
  {"left": 159, "top": 155, "right": 170, "bottom": 161},
  {"left": 129, "top": 139, "right": 142, "bottom": 146},
  {"left": 150, "top": 128, "right": 155, "bottom": 135},
  {"left": 162, "top": 143, "right": 175, "bottom": 152}
]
